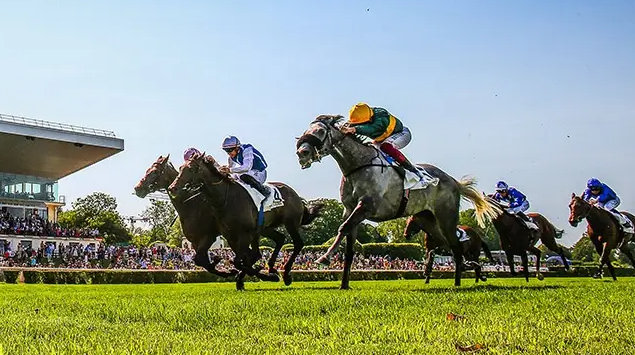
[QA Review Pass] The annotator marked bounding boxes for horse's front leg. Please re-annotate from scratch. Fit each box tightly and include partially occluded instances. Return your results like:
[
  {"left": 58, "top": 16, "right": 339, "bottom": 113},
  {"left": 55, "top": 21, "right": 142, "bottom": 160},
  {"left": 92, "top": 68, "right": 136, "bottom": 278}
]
[
  {"left": 505, "top": 249, "right": 517, "bottom": 276},
  {"left": 316, "top": 203, "right": 354, "bottom": 265},
  {"left": 600, "top": 241, "right": 617, "bottom": 281},
  {"left": 590, "top": 237, "right": 605, "bottom": 279},
  {"left": 338, "top": 198, "right": 374, "bottom": 289},
  {"left": 424, "top": 249, "right": 435, "bottom": 284}
]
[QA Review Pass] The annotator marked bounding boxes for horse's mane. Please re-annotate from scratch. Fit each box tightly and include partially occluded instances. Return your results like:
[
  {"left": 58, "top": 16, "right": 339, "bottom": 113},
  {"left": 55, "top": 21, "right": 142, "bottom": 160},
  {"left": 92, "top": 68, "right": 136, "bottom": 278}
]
[
  {"left": 313, "top": 114, "right": 373, "bottom": 146},
  {"left": 190, "top": 152, "right": 236, "bottom": 184}
]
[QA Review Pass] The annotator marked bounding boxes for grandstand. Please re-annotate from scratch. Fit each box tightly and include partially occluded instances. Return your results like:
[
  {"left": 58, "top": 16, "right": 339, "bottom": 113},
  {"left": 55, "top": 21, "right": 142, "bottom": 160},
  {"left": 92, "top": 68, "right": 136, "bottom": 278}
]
[{"left": 0, "top": 112, "right": 124, "bottom": 251}]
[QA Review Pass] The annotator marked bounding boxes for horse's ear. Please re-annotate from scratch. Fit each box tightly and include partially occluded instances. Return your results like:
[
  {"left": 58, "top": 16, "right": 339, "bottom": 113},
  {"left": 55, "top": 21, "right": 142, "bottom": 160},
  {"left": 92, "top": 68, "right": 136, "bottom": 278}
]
[
  {"left": 165, "top": 154, "right": 170, "bottom": 160},
  {"left": 571, "top": 192, "right": 576, "bottom": 198}
]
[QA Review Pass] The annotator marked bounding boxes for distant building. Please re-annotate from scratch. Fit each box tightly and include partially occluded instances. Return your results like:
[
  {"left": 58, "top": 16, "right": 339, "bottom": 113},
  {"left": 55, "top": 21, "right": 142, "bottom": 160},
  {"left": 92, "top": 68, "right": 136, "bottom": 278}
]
[{"left": 0, "top": 112, "right": 124, "bottom": 251}]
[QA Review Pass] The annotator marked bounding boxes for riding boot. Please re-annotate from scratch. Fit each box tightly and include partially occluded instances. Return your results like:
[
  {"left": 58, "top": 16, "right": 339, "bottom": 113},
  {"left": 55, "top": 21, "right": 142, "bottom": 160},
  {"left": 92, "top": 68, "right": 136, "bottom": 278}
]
[
  {"left": 402, "top": 159, "right": 440, "bottom": 187},
  {"left": 516, "top": 212, "right": 531, "bottom": 223},
  {"left": 240, "top": 174, "right": 271, "bottom": 198},
  {"left": 379, "top": 142, "right": 439, "bottom": 187}
]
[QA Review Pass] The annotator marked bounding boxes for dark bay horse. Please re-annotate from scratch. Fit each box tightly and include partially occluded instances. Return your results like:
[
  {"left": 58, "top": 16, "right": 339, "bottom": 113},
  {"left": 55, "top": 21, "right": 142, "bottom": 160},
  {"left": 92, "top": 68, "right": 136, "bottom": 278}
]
[
  {"left": 296, "top": 115, "right": 502, "bottom": 288},
  {"left": 568, "top": 193, "right": 635, "bottom": 280},
  {"left": 134, "top": 155, "right": 236, "bottom": 278},
  {"left": 404, "top": 220, "right": 494, "bottom": 283},
  {"left": 168, "top": 152, "right": 323, "bottom": 290},
  {"left": 488, "top": 197, "right": 570, "bottom": 282}
]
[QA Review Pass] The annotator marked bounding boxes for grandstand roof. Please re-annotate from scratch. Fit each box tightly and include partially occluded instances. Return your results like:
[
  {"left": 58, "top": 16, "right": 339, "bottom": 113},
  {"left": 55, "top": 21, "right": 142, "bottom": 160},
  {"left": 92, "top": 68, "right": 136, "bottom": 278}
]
[{"left": 0, "top": 113, "right": 124, "bottom": 180}]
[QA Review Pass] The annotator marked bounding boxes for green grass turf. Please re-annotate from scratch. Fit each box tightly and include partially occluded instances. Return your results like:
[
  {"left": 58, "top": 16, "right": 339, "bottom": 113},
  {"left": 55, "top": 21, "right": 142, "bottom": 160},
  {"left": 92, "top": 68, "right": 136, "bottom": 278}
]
[{"left": 0, "top": 278, "right": 633, "bottom": 354}]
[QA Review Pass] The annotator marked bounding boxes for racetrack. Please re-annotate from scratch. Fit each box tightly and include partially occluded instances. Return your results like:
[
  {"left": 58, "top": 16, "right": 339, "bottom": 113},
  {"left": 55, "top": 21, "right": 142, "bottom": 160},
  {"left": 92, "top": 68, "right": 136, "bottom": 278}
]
[{"left": 1, "top": 278, "right": 633, "bottom": 354}]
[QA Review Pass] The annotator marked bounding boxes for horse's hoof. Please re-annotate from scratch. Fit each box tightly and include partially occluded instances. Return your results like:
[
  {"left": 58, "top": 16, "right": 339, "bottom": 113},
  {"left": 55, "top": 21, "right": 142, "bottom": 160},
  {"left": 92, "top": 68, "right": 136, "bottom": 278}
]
[
  {"left": 592, "top": 273, "right": 602, "bottom": 279},
  {"left": 265, "top": 272, "right": 280, "bottom": 282},
  {"left": 424, "top": 279, "right": 431, "bottom": 284},
  {"left": 537, "top": 273, "right": 545, "bottom": 281},
  {"left": 283, "top": 273, "right": 293, "bottom": 286},
  {"left": 236, "top": 281, "right": 245, "bottom": 291},
  {"left": 480, "top": 276, "right": 488, "bottom": 282},
  {"left": 340, "top": 284, "right": 351, "bottom": 290}
]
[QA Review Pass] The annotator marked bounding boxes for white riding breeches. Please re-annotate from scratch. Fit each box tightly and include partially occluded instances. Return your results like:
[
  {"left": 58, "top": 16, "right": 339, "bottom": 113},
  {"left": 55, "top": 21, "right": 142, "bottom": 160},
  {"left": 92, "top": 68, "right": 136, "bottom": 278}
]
[
  {"left": 508, "top": 200, "right": 530, "bottom": 214},
  {"left": 597, "top": 197, "right": 620, "bottom": 211},
  {"left": 597, "top": 197, "right": 632, "bottom": 228},
  {"left": 373, "top": 126, "right": 412, "bottom": 149}
]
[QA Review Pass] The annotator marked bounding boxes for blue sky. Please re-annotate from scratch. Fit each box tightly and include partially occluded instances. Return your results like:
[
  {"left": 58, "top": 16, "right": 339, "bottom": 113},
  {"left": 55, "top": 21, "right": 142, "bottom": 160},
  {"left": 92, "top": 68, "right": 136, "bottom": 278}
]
[{"left": 1, "top": 0, "right": 634, "bottom": 246}]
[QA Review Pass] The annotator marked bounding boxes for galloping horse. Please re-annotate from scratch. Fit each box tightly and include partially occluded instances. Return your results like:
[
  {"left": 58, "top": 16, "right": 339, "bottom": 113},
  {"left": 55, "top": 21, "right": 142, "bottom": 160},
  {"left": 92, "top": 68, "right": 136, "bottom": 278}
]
[
  {"left": 134, "top": 155, "right": 236, "bottom": 278},
  {"left": 488, "top": 196, "right": 570, "bottom": 282},
  {"left": 569, "top": 193, "right": 635, "bottom": 280},
  {"left": 169, "top": 152, "right": 323, "bottom": 290},
  {"left": 404, "top": 221, "right": 494, "bottom": 284},
  {"left": 296, "top": 115, "right": 502, "bottom": 288}
]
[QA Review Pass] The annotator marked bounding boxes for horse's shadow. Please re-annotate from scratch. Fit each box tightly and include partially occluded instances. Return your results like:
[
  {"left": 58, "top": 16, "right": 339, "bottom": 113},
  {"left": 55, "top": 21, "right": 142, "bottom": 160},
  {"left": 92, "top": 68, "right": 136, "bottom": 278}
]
[
  {"left": 411, "top": 284, "right": 564, "bottom": 294},
  {"left": 242, "top": 283, "right": 565, "bottom": 293}
]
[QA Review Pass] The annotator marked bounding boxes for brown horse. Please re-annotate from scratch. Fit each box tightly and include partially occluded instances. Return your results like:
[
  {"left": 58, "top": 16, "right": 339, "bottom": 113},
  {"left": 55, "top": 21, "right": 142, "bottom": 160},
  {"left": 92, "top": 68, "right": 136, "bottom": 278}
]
[
  {"left": 488, "top": 196, "right": 570, "bottom": 282},
  {"left": 568, "top": 193, "right": 635, "bottom": 280},
  {"left": 168, "top": 152, "right": 323, "bottom": 290},
  {"left": 404, "top": 220, "right": 494, "bottom": 284},
  {"left": 134, "top": 155, "right": 236, "bottom": 278}
]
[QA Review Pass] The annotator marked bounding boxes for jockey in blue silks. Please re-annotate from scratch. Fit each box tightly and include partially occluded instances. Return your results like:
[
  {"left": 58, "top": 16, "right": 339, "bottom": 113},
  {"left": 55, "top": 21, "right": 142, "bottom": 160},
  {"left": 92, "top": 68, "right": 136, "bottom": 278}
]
[
  {"left": 493, "top": 181, "right": 537, "bottom": 229},
  {"left": 583, "top": 178, "right": 634, "bottom": 234},
  {"left": 220, "top": 136, "right": 270, "bottom": 198}
]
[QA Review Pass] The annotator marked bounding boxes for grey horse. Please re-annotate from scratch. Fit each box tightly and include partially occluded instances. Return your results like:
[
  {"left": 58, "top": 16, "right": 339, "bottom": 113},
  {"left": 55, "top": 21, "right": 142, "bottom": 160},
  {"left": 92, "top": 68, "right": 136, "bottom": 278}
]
[{"left": 296, "top": 115, "right": 502, "bottom": 288}]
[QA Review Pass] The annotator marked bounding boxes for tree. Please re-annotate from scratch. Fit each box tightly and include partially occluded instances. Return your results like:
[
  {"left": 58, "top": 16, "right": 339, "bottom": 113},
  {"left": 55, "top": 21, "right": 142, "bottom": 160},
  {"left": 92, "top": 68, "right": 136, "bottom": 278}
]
[
  {"left": 73, "top": 192, "right": 119, "bottom": 220},
  {"left": 376, "top": 218, "right": 410, "bottom": 243},
  {"left": 167, "top": 217, "right": 185, "bottom": 247},
  {"left": 459, "top": 209, "right": 500, "bottom": 249},
  {"left": 141, "top": 200, "right": 177, "bottom": 244},
  {"left": 300, "top": 198, "right": 377, "bottom": 245},
  {"left": 571, "top": 233, "right": 598, "bottom": 262},
  {"left": 58, "top": 192, "right": 131, "bottom": 244}
]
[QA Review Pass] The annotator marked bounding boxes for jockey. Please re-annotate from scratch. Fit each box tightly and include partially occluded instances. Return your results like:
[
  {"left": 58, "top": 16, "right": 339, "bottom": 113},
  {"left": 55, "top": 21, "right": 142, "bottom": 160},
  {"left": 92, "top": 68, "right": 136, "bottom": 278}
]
[
  {"left": 183, "top": 147, "right": 202, "bottom": 161},
  {"left": 583, "top": 178, "right": 634, "bottom": 233},
  {"left": 183, "top": 147, "right": 219, "bottom": 166},
  {"left": 493, "top": 181, "right": 535, "bottom": 227},
  {"left": 340, "top": 103, "right": 439, "bottom": 188},
  {"left": 220, "top": 136, "right": 271, "bottom": 198}
]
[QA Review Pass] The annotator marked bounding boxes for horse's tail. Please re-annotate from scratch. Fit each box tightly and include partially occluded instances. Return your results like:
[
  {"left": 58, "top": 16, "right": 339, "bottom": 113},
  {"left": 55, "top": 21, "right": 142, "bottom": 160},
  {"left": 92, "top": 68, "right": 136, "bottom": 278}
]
[
  {"left": 480, "top": 240, "right": 494, "bottom": 263},
  {"left": 457, "top": 176, "right": 503, "bottom": 229},
  {"left": 301, "top": 200, "right": 325, "bottom": 226}
]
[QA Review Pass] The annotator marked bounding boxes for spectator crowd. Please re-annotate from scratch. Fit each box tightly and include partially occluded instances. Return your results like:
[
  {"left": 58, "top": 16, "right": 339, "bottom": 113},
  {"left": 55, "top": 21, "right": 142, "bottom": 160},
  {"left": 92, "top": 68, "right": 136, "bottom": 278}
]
[
  {"left": 0, "top": 211, "right": 99, "bottom": 238},
  {"left": 0, "top": 240, "right": 428, "bottom": 271}
]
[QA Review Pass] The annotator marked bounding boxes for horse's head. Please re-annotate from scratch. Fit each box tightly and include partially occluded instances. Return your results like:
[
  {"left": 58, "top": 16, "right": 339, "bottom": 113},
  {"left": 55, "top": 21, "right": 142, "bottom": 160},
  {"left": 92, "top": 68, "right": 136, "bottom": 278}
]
[
  {"left": 569, "top": 192, "right": 592, "bottom": 227},
  {"left": 295, "top": 114, "right": 346, "bottom": 169},
  {"left": 134, "top": 155, "right": 173, "bottom": 198},
  {"left": 168, "top": 152, "right": 229, "bottom": 196}
]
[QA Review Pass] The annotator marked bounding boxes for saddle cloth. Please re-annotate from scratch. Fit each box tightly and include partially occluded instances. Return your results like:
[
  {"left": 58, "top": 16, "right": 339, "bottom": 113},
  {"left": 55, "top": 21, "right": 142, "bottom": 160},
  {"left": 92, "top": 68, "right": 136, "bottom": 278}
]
[
  {"left": 377, "top": 150, "right": 435, "bottom": 191},
  {"left": 235, "top": 180, "right": 285, "bottom": 212}
]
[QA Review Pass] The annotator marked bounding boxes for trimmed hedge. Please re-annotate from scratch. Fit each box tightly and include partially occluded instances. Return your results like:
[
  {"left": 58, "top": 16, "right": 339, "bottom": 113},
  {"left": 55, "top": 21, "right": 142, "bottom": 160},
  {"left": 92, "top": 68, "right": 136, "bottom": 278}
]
[
  {"left": 1, "top": 266, "right": 633, "bottom": 284},
  {"left": 278, "top": 242, "right": 422, "bottom": 260},
  {"left": 361, "top": 243, "right": 423, "bottom": 260}
]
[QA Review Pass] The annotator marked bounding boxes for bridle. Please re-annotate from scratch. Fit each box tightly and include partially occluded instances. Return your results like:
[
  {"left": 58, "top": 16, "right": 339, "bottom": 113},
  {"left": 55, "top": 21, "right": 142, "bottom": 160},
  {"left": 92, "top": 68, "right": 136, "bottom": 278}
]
[
  {"left": 297, "top": 118, "right": 389, "bottom": 177},
  {"left": 569, "top": 198, "right": 592, "bottom": 225}
]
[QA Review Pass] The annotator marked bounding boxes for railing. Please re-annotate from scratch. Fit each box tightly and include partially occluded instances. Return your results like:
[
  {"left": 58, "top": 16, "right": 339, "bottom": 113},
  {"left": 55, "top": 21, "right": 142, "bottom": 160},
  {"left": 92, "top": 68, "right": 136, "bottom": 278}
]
[{"left": 0, "top": 113, "right": 118, "bottom": 138}]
